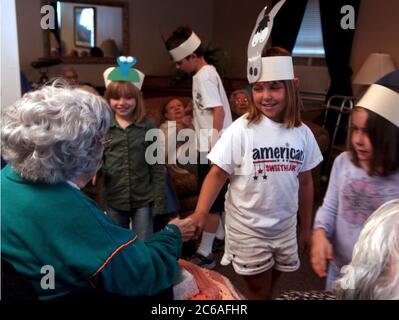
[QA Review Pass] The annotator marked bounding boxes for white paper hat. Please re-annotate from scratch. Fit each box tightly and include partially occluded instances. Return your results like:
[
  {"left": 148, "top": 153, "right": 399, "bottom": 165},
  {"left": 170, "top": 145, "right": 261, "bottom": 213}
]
[
  {"left": 247, "top": 0, "right": 286, "bottom": 83},
  {"left": 103, "top": 67, "right": 145, "bottom": 90},
  {"left": 356, "top": 84, "right": 399, "bottom": 128},
  {"left": 168, "top": 31, "right": 201, "bottom": 62},
  {"left": 256, "top": 56, "right": 294, "bottom": 82},
  {"left": 103, "top": 56, "right": 145, "bottom": 90}
]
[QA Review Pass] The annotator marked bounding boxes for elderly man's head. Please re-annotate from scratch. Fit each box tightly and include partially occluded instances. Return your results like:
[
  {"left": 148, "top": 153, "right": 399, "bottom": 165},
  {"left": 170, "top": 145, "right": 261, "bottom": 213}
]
[
  {"left": 230, "top": 89, "right": 250, "bottom": 117},
  {"left": 62, "top": 67, "right": 79, "bottom": 86},
  {"left": 1, "top": 83, "right": 111, "bottom": 184},
  {"left": 334, "top": 199, "right": 399, "bottom": 300}
]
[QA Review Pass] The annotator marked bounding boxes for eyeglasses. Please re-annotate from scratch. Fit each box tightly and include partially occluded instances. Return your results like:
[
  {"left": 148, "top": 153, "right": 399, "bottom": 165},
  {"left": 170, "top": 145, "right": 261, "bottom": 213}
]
[
  {"left": 234, "top": 98, "right": 249, "bottom": 104},
  {"left": 100, "top": 137, "right": 112, "bottom": 149}
]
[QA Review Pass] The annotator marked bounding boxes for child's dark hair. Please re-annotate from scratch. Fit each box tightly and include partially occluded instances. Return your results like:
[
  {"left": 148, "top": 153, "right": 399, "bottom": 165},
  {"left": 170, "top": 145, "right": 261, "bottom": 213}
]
[
  {"left": 165, "top": 26, "right": 204, "bottom": 58},
  {"left": 349, "top": 107, "right": 399, "bottom": 176},
  {"left": 247, "top": 47, "right": 302, "bottom": 128}
]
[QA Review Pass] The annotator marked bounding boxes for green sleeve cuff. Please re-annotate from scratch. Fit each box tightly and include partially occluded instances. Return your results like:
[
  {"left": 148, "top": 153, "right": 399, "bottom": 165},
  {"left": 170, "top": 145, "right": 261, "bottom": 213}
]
[{"left": 164, "top": 223, "right": 181, "bottom": 239}]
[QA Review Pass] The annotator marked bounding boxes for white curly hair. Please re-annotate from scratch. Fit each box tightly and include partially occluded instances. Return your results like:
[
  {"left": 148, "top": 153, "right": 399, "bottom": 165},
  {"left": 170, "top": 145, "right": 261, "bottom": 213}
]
[
  {"left": 1, "top": 82, "right": 112, "bottom": 183},
  {"left": 333, "top": 199, "right": 399, "bottom": 300}
]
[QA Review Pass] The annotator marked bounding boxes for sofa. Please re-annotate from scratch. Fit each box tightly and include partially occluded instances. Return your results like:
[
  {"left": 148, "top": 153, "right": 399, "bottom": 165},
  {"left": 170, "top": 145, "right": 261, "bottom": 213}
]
[
  {"left": 144, "top": 96, "right": 197, "bottom": 214},
  {"left": 144, "top": 96, "right": 330, "bottom": 214}
]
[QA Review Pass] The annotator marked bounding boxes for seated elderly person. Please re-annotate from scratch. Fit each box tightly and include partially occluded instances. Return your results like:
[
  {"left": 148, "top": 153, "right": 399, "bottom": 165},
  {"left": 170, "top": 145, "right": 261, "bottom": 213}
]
[
  {"left": 229, "top": 89, "right": 250, "bottom": 120},
  {"left": 160, "top": 98, "right": 196, "bottom": 175},
  {"left": 61, "top": 66, "right": 99, "bottom": 95},
  {"left": 1, "top": 83, "right": 196, "bottom": 300},
  {"left": 333, "top": 199, "right": 399, "bottom": 300}
]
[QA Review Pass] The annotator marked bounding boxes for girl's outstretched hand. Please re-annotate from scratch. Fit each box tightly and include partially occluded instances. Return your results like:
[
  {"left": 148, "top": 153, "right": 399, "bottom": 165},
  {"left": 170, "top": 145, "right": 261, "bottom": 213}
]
[
  {"left": 188, "top": 211, "right": 207, "bottom": 239},
  {"left": 310, "top": 228, "right": 334, "bottom": 277},
  {"left": 168, "top": 217, "right": 197, "bottom": 242}
]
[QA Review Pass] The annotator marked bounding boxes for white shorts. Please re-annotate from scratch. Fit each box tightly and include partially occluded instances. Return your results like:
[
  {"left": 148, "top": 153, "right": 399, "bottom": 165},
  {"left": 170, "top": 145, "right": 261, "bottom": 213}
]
[{"left": 221, "top": 228, "right": 300, "bottom": 276}]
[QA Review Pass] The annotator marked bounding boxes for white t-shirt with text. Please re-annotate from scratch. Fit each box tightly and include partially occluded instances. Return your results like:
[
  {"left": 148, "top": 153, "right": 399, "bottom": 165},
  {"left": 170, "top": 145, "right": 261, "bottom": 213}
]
[{"left": 208, "top": 115, "right": 323, "bottom": 241}]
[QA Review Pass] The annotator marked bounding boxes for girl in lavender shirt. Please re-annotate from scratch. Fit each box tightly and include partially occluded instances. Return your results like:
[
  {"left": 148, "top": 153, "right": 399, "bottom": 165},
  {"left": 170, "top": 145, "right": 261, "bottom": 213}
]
[{"left": 311, "top": 97, "right": 399, "bottom": 291}]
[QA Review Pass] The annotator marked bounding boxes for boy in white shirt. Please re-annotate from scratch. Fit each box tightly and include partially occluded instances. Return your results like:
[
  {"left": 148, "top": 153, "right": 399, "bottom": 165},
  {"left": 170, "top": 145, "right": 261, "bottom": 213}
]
[{"left": 165, "top": 26, "right": 233, "bottom": 268}]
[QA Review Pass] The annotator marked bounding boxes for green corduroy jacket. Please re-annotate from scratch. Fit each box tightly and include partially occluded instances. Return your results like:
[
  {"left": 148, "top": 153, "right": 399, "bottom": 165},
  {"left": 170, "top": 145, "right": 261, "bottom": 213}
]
[{"left": 102, "top": 116, "right": 167, "bottom": 214}]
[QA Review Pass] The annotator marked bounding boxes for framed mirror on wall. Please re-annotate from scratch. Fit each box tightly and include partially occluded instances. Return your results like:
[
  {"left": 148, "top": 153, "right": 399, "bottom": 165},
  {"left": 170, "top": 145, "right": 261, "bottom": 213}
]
[
  {"left": 74, "top": 6, "right": 96, "bottom": 49},
  {"left": 41, "top": 0, "right": 129, "bottom": 63}
]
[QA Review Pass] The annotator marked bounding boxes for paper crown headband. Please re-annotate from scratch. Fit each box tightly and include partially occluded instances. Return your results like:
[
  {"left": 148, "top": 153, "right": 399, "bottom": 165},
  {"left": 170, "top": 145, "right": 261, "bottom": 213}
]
[
  {"left": 168, "top": 31, "right": 202, "bottom": 62},
  {"left": 103, "top": 56, "right": 145, "bottom": 90},
  {"left": 356, "top": 84, "right": 399, "bottom": 128},
  {"left": 247, "top": 0, "right": 293, "bottom": 83}
]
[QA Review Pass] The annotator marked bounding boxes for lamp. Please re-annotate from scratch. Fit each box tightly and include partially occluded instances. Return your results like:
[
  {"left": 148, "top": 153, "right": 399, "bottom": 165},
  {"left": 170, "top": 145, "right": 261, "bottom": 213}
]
[
  {"left": 353, "top": 53, "right": 396, "bottom": 85},
  {"left": 31, "top": 57, "right": 62, "bottom": 85}
]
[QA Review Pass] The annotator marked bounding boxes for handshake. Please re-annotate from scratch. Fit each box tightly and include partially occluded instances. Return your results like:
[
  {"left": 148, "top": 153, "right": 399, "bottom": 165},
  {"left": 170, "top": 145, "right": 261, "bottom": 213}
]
[{"left": 167, "top": 212, "right": 205, "bottom": 242}]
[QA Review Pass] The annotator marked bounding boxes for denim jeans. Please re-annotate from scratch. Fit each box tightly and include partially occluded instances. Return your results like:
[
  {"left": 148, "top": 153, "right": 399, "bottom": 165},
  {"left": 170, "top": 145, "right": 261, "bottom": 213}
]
[
  {"left": 165, "top": 173, "right": 180, "bottom": 214},
  {"left": 326, "top": 261, "right": 341, "bottom": 292},
  {"left": 106, "top": 205, "right": 153, "bottom": 240}
]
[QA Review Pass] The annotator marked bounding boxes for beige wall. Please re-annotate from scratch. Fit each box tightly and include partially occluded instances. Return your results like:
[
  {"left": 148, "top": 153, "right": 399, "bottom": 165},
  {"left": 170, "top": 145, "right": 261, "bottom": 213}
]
[
  {"left": 16, "top": 0, "right": 213, "bottom": 86},
  {"left": 129, "top": 0, "right": 213, "bottom": 76},
  {"left": 215, "top": 0, "right": 399, "bottom": 81},
  {"left": 16, "top": 0, "right": 44, "bottom": 82},
  {"left": 214, "top": 0, "right": 399, "bottom": 79},
  {"left": 213, "top": 0, "right": 272, "bottom": 79},
  {"left": 15, "top": 0, "right": 399, "bottom": 87},
  {"left": 351, "top": 0, "right": 399, "bottom": 75}
]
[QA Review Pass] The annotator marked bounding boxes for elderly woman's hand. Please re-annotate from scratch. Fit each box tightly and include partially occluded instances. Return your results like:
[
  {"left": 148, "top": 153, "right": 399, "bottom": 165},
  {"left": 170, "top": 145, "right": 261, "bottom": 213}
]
[{"left": 168, "top": 217, "right": 197, "bottom": 242}]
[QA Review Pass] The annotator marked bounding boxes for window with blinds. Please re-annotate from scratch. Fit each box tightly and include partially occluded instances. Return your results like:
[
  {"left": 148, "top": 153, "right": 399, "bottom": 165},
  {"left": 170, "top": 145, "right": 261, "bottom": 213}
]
[{"left": 292, "top": 0, "right": 325, "bottom": 58}]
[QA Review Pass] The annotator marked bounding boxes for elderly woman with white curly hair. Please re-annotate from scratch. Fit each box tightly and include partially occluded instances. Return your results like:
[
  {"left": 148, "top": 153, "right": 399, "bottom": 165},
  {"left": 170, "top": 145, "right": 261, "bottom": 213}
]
[
  {"left": 1, "top": 83, "right": 196, "bottom": 301},
  {"left": 333, "top": 199, "right": 399, "bottom": 300}
]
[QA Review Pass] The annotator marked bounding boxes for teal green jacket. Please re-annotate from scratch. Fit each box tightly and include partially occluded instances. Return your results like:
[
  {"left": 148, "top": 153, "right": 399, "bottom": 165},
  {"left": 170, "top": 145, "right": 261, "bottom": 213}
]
[
  {"left": 102, "top": 116, "right": 167, "bottom": 214},
  {"left": 1, "top": 165, "right": 181, "bottom": 300}
]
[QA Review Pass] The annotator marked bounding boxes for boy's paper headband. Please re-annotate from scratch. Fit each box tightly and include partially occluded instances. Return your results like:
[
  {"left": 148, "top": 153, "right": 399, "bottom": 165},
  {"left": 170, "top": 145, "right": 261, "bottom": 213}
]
[
  {"left": 247, "top": 0, "right": 290, "bottom": 83},
  {"left": 103, "top": 56, "right": 145, "bottom": 90},
  {"left": 356, "top": 84, "right": 399, "bottom": 128},
  {"left": 168, "top": 31, "right": 202, "bottom": 62}
]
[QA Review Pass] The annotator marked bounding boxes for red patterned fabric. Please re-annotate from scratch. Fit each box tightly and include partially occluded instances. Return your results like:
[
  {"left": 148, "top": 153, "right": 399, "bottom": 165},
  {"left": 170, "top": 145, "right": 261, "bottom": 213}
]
[{"left": 178, "top": 259, "right": 245, "bottom": 300}]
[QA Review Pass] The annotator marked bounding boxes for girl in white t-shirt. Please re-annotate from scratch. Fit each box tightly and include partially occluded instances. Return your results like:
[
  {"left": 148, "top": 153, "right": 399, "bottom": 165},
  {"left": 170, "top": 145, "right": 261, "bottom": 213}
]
[{"left": 191, "top": 47, "right": 323, "bottom": 299}]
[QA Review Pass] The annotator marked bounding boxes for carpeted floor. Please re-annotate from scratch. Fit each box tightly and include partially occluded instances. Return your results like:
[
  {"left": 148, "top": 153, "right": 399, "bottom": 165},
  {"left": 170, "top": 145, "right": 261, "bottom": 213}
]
[
  {"left": 211, "top": 185, "right": 329, "bottom": 299},
  {"left": 212, "top": 248, "right": 326, "bottom": 299}
]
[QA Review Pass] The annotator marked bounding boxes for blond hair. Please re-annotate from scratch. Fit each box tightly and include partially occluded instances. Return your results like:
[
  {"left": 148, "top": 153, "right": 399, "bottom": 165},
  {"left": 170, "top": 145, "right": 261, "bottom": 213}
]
[
  {"left": 104, "top": 81, "right": 146, "bottom": 124},
  {"left": 247, "top": 47, "right": 302, "bottom": 128}
]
